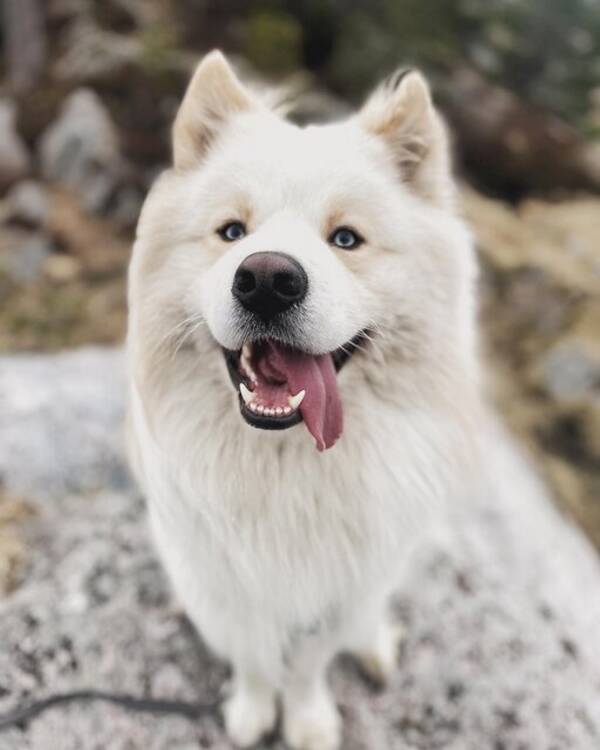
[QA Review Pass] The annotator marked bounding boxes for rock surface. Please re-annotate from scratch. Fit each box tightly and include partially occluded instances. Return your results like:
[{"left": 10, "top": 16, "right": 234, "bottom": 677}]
[
  {"left": 462, "top": 190, "right": 600, "bottom": 546},
  {"left": 0, "top": 348, "right": 599, "bottom": 749},
  {"left": 39, "top": 89, "right": 128, "bottom": 216},
  {"left": 3, "top": 180, "right": 50, "bottom": 228}
]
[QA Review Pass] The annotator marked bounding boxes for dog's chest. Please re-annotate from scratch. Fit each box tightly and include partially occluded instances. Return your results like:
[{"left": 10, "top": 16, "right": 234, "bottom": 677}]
[{"left": 136, "top": 381, "right": 457, "bottom": 622}]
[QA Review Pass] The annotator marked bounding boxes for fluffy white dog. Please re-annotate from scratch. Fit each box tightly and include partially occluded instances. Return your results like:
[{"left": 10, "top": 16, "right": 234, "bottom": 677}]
[{"left": 127, "top": 51, "right": 486, "bottom": 749}]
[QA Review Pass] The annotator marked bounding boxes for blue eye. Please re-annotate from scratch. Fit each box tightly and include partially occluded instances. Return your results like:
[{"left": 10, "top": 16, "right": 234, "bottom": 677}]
[
  {"left": 219, "top": 221, "right": 246, "bottom": 242},
  {"left": 329, "top": 227, "right": 363, "bottom": 250}
]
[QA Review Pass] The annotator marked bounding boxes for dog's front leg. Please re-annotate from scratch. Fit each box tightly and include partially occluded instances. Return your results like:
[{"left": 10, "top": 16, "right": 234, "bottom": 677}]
[
  {"left": 223, "top": 662, "right": 278, "bottom": 748},
  {"left": 282, "top": 634, "right": 341, "bottom": 750},
  {"left": 347, "top": 594, "right": 404, "bottom": 687}
]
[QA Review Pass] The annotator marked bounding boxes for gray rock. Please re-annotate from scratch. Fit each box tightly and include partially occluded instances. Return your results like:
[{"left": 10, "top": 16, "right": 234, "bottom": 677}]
[
  {"left": 5, "top": 180, "right": 49, "bottom": 228},
  {"left": 0, "top": 229, "right": 52, "bottom": 284},
  {"left": 39, "top": 89, "right": 124, "bottom": 215},
  {"left": 111, "top": 184, "right": 144, "bottom": 229},
  {"left": 541, "top": 339, "right": 600, "bottom": 400},
  {"left": 0, "top": 348, "right": 599, "bottom": 749},
  {"left": 0, "top": 348, "right": 128, "bottom": 498},
  {"left": 0, "top": 100, "right": 30, "bottom": 192}
]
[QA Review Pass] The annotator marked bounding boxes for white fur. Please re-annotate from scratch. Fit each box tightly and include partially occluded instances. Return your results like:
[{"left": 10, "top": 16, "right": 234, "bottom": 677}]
[{"left": 127, "top": 52, "right": 489, "bottom": 749}]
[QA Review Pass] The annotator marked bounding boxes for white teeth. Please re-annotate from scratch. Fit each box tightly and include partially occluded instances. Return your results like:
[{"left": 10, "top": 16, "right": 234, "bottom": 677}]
[
  {"left": 288, "top": 390, "right": 306, "bottom": 410},
  {"left": 246, "top": 401, "right": 291, "bottom": 418},
  {"left": 240, "top": 350, "right": 258, "bottom": 384},
  {"left": 240, "top": 382, "right": 254, "bottom": 405}
]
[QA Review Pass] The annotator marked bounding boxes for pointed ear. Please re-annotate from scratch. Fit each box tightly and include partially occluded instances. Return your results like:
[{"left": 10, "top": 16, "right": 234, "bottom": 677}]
[
  {"left": 173, "top": 50, "right": 256, "bottom": 171},
  {"left": 358, "top": 70, "right": 453, "bottom": 206}
]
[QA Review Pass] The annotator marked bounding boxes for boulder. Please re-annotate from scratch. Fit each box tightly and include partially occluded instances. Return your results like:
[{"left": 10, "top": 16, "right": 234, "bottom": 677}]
[
  {"left": 0, "top": 348, "right": 599, "bottom": 749},
  {"left": 540, "top": 339, "right": 600, "bottom": 402},
  {"left": 0, "top": 349, "right": 127, "bottom": 498},
  {"left": 39, "top": 89, "right": 125, "bottom": 215},
  {"left": 3, "top": 180, "right": 49, "bottom": 228}
]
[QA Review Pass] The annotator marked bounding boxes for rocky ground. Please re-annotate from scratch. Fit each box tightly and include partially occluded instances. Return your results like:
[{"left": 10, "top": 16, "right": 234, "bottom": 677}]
[{"left": 0, "top": 347, "right": 599, "bottom": 749}]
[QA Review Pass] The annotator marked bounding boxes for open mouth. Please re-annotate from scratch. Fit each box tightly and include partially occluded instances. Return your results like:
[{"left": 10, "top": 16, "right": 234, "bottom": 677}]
[{"left": 223, "top": 332, "right": 368, "bottom": 451}]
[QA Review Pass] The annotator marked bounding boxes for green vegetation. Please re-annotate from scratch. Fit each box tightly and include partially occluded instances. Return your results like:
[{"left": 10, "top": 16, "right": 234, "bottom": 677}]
[{"left": 238, "top": 0, "right": 600, "bottom": 131}]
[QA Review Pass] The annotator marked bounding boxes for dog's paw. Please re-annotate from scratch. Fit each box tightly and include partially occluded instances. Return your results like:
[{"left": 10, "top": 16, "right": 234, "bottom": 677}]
[
  {"left": 353, "top": 620, "right": 404, "bottom": 687},
  {"left": 283, "top": 691, "right": 341, "bottom": 750},
  {"left": 223, "top": 685, "right": 277, "bottom": 748}
]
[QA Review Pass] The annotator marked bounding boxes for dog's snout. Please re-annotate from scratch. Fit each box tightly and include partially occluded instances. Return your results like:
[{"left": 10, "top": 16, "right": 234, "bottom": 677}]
[{"left": 232, "top": 252, "right": 308, "bottom": 321}]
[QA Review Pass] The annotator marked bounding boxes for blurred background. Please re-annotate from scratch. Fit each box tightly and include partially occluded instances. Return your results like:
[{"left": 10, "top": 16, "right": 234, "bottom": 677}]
[{"left": 0, "top": 0, "right": 599, "bottom": 594}]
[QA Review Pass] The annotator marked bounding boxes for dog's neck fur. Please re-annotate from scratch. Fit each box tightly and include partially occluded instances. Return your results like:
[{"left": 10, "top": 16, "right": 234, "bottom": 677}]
[{"left": 129, "top": 314, "right": 483, "bottom": 513}]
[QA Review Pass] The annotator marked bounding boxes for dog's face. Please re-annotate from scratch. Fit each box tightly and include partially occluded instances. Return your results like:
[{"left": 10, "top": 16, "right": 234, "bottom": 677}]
[{"left": 131, "top": 52, "right": 477, "bottom": 451}]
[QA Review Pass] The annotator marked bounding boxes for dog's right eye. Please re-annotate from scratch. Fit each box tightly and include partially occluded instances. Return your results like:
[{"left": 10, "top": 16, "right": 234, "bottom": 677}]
[
  {"left": 328, "top": 226, "right": 363, "bottom": 251},
  {"left": 218, "top": 221, "right": 247, "bottom": 242}
]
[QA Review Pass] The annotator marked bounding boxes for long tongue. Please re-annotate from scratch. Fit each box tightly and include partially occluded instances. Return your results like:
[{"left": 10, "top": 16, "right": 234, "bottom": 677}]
[{"left": 265, "top": 343, "right": 343, "bottom": 451}]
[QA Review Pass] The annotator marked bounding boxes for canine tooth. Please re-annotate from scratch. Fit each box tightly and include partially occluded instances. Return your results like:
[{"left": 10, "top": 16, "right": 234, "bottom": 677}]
[
  {"left": 242, "top": 343, "right": 252, "bottom": 358},
  {"left": 240, "top": 383, "right": 254, "bottom": 405},
  {"left": 241, "top": 353, "right": 258, "bottom": 384},
  {"left": 288, "top": 390, "right": 306, "bottom": 410}
]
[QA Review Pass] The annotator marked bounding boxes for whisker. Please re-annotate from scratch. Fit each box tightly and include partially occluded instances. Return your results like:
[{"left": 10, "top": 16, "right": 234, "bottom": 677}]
[
  {"left": 150, "top": 312, "right": 206, "bottom": 364},
  {"left": 171, "top": 317, "right": 206, "bottom": 360},
  {"left": 153, "top": 315, "right": 198, "bottom": 353}
]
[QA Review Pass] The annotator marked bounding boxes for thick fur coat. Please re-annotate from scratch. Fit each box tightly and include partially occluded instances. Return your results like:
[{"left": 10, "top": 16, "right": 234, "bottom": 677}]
[{"left": 127, "top": 51, "right": 496, "bottom": 749}]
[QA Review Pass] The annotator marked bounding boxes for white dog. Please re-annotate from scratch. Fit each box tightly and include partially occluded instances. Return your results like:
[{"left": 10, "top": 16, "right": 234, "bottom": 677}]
[{"left": 127, "top": 51, "right": 485, "bottom": 749}]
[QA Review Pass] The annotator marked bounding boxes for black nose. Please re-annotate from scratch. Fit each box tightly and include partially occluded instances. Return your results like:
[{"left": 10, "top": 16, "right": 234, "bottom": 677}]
[{"left": 232, "top": 252, "right": 308, "bottom": 321}]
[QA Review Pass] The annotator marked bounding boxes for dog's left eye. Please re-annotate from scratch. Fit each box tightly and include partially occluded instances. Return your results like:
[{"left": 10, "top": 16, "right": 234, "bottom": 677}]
[
  {"left": 329, "top": 227, "right": 363, "bottom": 250},
  {"left": 218, "top": 221, "right": 246, "bottom": 242}
]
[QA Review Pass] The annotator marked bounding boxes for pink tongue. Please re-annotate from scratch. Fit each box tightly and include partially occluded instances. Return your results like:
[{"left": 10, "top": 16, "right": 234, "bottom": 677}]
[{"left": 265, "top": 342, "right": 343, "bottom": 451}]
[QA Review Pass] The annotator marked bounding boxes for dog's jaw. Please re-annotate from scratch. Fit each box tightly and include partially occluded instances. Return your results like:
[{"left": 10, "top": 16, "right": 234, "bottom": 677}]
[{"left": 222, "top": 331, "right": 370, "bottom": 449}]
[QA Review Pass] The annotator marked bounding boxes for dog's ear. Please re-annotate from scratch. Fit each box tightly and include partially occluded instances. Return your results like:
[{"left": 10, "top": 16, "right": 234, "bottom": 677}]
[
  {"left": 173, "top": 50, "right": 255, "bottom": 171},
  {"left": 359, "top": 70, "right": 453, "bottom": 206}
]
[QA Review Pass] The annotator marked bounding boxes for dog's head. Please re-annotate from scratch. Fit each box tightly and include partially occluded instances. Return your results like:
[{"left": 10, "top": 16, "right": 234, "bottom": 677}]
[{"left": 130, "top": 51, "right": 477, "bottom": 451}]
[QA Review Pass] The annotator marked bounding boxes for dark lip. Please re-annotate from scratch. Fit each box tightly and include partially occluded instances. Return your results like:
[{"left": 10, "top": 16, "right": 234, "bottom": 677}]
[{"left": 223, "top": 331, "right": 369, "bottom": 432}]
